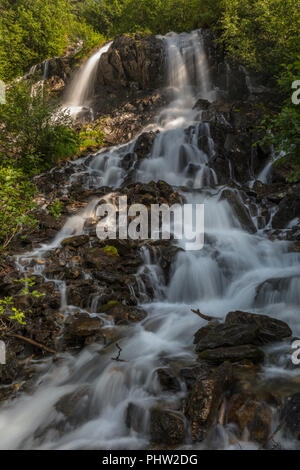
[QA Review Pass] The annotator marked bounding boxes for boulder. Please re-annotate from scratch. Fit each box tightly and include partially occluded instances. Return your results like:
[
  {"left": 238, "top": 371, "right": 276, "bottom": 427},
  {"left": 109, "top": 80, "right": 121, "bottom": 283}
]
[
  {"left": 228, "top": 393, "right": 272, "bottom": 444},
  {"left": 197, "top": 345, "right": 265, "bottom": 365},
  {"left": 149, "top": 407, "right": 185, "bottom": 445},
  {"left": 184, "top": 362, "right": 232, "bottom": 441},
  {"left": 156, "top": 368, "right": 181, "bottom": 392},
  {"left": 281, "top": 393, "right": 300, "bottom": 440},
  {"left": 226, "top": 311, "right": 292, "bottom": 343}
]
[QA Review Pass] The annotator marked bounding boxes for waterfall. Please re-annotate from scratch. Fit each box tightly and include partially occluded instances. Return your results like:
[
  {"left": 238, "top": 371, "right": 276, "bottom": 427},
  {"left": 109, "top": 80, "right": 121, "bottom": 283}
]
[
  {"left": 63, "top": 42, "right": 112, "bottom": 117},
  {"left": 0, "top": 30, "right": 299, "bottom": 450}
]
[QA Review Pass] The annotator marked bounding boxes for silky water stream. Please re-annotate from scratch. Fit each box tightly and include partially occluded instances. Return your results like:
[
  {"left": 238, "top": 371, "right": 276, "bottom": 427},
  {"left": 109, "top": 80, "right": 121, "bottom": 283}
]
[{"left": 0, "top": 31, "right": 299, "bottom": 450}]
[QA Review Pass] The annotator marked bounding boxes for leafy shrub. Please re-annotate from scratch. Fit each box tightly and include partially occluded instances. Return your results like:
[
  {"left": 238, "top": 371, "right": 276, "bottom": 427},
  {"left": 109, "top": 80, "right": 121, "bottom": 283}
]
[
  {"left": 0, "top": 167, "right": 37, "bottom": 250},
  {"left": 0, "top": 81, "right": 80, "bottom": 172}
]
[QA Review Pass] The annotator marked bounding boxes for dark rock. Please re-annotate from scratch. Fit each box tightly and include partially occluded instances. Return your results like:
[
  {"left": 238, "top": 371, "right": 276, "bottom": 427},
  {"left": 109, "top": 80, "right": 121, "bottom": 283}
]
[
  {"left": 281, "top": 393, "right": 300, "bottom": 440},
  {"left": 193, "top": 99, "right": 211, "bottom": 110},
  {"left": 194, "top": 322, "right": 259, "bottom": 353},
  {"left": 126, "top": 402, "right": 146, "bottom": 433},
  {"left": 55, "top": 386, "right": 91, "bottom": 426},
  {"left": 150, "top": 407, "right": 185, "bottom": 445},
  {"left": 61, "top": 235, "right": 89, "bottom": 247},
  {"left": 65, "top": 313, "right": 102, "bottom": 343},
  {"left": 197, "top": 345, "right": 264, "bottom": 365},
  {"left": 226, "top": 311, "right": 292, "bottom": 343},
  {"left": 96, "top": 35, "right": 164, "bottom": 90},
  {"left": 228, "top": 393, "right": 272, "bottom": 444},
  {"left": 100, "top": 302, "right": 147, "bottom": 325},
  {"left": 134, "top": 131, "right": 157, "bottom": 159},
  {"left": 220, "top": 189, "right": 256, "bottom": 233},
  {"left": 272, "top": 189, "right": 300, "bottom": 229},
  {"left": 184, "top": 362, "right": 232, "bottom": 441},
  {"left": 156, "top": 368, "right": 181, "bottom": 392}
]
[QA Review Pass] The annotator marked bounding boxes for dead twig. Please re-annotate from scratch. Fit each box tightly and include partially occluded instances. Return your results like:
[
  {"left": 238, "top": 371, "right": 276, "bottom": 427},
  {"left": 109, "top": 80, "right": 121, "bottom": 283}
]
[
  {"left": 111, "top": 342, "right": 128, "bottom": 363},
  {"left": 6, "top": 333, "right": 58, "bottom": 355},
  {"left": 191, "top": 309, "right": 221, "bottom": 322}
]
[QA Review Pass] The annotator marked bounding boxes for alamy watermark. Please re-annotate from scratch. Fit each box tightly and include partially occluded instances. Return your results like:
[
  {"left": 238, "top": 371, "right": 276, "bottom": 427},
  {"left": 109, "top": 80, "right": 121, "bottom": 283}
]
[
  {"left": 0, "top": 80, "right": 6, "bottom": 105},
  {"left": 95, "top": 197, "right": 204, "bottom": 251},
  {"left": 292, "top": 80, "right": 300, "bottom": 105},
  {"left": 291, "top": 340, "right": 300, "bottom": 365}
]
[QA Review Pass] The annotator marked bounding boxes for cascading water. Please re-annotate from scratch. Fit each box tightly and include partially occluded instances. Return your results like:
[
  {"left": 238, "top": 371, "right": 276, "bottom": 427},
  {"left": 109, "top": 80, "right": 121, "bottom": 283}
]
[
  {"left": 0, "top": 30, "right": 300, "bottom": 450},
  {"left": 63, "top": 42, "right": 112, "bottom": 118}
]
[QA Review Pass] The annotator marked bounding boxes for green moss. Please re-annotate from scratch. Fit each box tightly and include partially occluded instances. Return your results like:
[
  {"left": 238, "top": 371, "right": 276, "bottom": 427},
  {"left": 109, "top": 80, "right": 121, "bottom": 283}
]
[{"left": 102, "top": 245, "right": 120, "bottom": 257}]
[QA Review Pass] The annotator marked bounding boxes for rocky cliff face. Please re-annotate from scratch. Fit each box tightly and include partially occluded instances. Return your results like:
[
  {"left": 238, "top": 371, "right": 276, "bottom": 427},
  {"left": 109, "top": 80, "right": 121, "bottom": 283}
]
[{"left": 95, "top": 34, "right": 165, "bottom": 91}]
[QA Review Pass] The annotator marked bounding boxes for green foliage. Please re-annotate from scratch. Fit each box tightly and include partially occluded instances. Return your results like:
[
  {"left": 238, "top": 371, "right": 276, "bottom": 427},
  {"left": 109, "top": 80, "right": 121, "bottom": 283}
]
[
  {"left": 0, "top": 167, "right": 37, "bottom": 249},
  {"left": 49, "top": 200, "right": 63, "bottom": 220},
  {"left": 79, "top": 122, "right": 105, "bottom": 150},
  {"left": 218, "top": 0, "right": 300, "bottom": 76},
  {"left": 79, "top": 0, "right": 220, "bottom": 36},
  {"left": 0, "top": 0, "right": 73, "bottom": 82},
  {"left": 0, "top": 277, "right": 45, "bottom": 330},
  {"left": 259, "top": 58, "right": 300, "bottom": 181},
  {"left": 0, "top": 81, "right": 80, "bottom": 172}
]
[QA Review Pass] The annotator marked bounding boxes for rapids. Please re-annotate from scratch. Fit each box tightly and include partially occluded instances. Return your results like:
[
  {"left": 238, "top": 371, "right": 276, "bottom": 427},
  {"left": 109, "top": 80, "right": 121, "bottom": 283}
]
[{"left": 0, "top": 30, "right": 299, "bottom": 450}]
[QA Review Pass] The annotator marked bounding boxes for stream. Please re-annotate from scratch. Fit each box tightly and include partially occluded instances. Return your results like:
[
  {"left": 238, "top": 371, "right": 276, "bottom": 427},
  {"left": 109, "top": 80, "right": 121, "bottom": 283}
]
[{"left": 0, "top": 30, "right": 299, "bottom": 450}]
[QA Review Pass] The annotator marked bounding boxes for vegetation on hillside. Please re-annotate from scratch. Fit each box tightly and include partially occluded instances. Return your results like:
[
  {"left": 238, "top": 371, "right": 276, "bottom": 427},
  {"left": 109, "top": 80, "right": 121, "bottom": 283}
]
[{"left": 0, "top": 0, "right": 299, "bottom": 249}]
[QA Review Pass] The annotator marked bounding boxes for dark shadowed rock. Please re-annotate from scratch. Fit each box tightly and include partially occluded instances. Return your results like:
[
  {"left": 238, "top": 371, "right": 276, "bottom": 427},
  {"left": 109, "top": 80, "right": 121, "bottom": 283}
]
[
  {"left": 134, "top": 131, "right": 157, "bottom": 159},
  {"left": 228, "top": 393, "right": 272, "bottom": 444},
  {"left": 272, "top": 190, "right": 300, "bottom": 229},
  {"left": 61, "top": 235, "right": 89, "bottom": 248},
  {"left": 96, "top": 35, "right": 164, "bottom": 90},
  {"left": 156, "top": 368, "right": 181, "bottom": 392},
  {"left": 150, "top": 407, "right": 185, "bottom": 445},
  {"left": 281, "top": 393, "right": 300, "bottom": 440},
  {"left": 226, "top": 311, "right": 292, "bottom": 343},
  {"left": 220, "top": 189, "right": 256, "bottom": 233},
  {"left": 197, "top": 345, "right": 264, "bottom": 365},
  {"left": 184, "top": 362, "right": 232, "bottom": 441},
  {"left": 126, "top": 402, "right": 146, "bottom": 433}
]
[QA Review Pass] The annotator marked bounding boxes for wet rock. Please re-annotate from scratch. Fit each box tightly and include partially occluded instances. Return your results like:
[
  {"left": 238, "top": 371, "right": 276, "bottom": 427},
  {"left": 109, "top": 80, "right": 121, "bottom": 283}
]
[
  {"left": 220, "top": 189, "right": 256, "bottom": 233},
  {"left": 228, "top": 393, "right": 272, "bottom": 444},
  {"left": 193, "top": 98, "right": 211, "bottom": 110},
  {"left": 197, "top": 345, "right": 265, "bottom": 365},
  {"left": 184, "top": 362, "right": 232, "bottom": 441},
  {"left": 100, "top": 302, "right": 147, "bottom": 325},
  {"left": 150, "top": 407, "right": 185, "bottom": 445},
  {"left": 126, "top": 403, "right": 146, "bottom": 433},
  {"left": 65, "top": 313, "right": 102, "bottom": 338},
  {"left": 272, "top": 189, "right": 300, "bottom": 229},
  {"left": 226, "top": 311, "right": 292, "bottom": 343},
  {"left": 134, "top": 131, "right": 157, "bottom": 159},
  {"left": 281, "top": 393, "right": 300, "bottom": 440},
  {"left": 179, "top": 363, "right": 210, "bottom": 390},
  {"left": 61, "top": 235, "right": 89, "bottom": 248},
  {"left": 55, "top": 386, "right": 92, "bottom": 426},
  {"left": 96, "top": 35, "right": 164, "bottom": 90},
  {"left": 121, "top": 152, "right": 136, "bottom": 171},
  {"left": 156, "top": 368, "right": 181, "bottom": 392},
  {"left": 194, "top": 322, "right": 259, "bottom": 353},
  {"left": 84, "top": 246, "right": 120, "bottom": 270}
]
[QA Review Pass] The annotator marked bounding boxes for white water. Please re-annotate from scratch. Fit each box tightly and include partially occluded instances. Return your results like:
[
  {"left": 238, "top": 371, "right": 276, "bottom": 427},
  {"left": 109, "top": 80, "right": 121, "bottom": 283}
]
[
  {"left": 0, "top": 30, "right": 300, "bottom": 450},
  {"left": 63, "top": 42, "right": 112, "bottom": 117}
]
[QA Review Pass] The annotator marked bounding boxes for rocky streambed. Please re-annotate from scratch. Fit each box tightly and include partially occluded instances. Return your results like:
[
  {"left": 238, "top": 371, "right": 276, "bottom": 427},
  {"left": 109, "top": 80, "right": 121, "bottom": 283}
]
[{"left": 0, "top": 30, "right": 300, "bottom": 450}]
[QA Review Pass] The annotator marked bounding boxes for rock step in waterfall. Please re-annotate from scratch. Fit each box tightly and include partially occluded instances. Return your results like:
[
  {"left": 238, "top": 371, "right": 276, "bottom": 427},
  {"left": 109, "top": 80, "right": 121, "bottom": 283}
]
[{"left": 0, "top": 30, "right": 300, "bottom": 450}]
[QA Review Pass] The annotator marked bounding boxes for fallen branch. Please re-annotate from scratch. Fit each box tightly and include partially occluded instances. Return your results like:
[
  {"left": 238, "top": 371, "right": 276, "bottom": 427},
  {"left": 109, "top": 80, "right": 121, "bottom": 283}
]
[
  {"left": 191, "top": 309, "right": 221, "bottom": 322},
  {"left": 112, "top": 342, "right": 127, "bottom": 363},
  {"left": 6, "top": 333, "right": 58, "bottom": 355}
]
